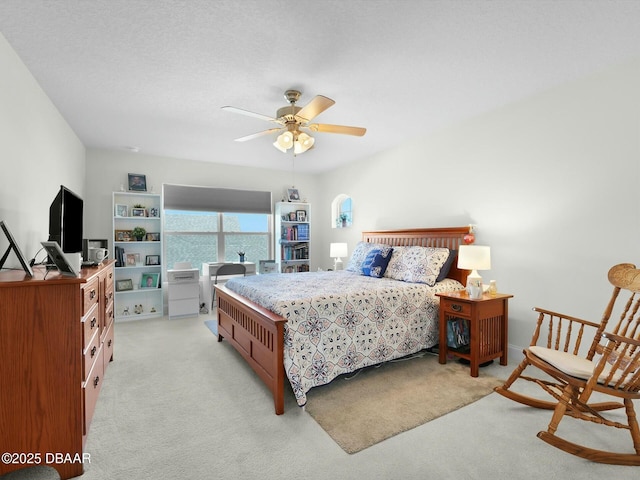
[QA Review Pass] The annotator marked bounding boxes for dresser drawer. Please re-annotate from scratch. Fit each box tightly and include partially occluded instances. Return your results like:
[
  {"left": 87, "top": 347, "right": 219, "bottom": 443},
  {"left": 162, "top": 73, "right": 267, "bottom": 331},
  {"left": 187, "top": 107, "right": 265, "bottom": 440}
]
[
  {"left": 83, "top": 345, "right": 104, "bottom": 435},
  {"left": 440, "top": 298, "right": 472, "bottom": 317},
  {"left": 82, "top": 302, "right": 100, "bottom": 349},
  {"left": 83, "top": 328, "right": 100, "bottom": 383},
  {"left": 103, "top": 319, "right": 115, "bottom": 372},
  {"left": 81, "top": 276, "right": 100, "bottom": 316}
]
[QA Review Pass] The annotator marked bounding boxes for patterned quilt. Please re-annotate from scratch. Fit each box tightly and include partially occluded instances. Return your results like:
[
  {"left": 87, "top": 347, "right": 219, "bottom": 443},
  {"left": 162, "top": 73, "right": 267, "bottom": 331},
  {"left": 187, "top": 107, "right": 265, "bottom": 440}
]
[{"left": 224, "top": 270, "right": 464, "bottom": 406}]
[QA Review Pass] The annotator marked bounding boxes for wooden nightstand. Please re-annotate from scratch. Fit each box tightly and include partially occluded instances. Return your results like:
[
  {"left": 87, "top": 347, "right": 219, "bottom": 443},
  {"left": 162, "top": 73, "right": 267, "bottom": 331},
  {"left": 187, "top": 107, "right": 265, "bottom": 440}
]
[{"left": 436, "top": 290, "right": 513, "bottom": 377}]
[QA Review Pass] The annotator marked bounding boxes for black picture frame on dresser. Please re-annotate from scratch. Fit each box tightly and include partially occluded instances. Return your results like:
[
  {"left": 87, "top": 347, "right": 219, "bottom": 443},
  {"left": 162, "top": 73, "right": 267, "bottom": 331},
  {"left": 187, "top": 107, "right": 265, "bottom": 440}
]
[{"left": 0, "top": 220, "right": 33, "bottom": 276}]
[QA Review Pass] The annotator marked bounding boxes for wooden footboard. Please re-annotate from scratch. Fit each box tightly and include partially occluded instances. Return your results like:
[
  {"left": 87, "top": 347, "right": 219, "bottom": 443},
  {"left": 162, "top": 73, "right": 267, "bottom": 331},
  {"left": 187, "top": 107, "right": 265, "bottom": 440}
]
[{"left": 215, "top": 284, "right": 287, "bottom": 414}]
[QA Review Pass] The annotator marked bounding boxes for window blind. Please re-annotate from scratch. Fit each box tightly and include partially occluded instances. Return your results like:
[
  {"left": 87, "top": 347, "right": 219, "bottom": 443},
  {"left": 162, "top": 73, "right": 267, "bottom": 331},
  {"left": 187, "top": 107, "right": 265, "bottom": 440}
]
[{"left": 162, "top": 184, "right": 272, "bottom": 214}]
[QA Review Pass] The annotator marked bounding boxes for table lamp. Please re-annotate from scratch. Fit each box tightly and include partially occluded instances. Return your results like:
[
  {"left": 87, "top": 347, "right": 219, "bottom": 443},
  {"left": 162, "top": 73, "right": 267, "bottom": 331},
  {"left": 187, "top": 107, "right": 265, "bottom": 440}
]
[
  {"left": 457, "top": 245, "right": 491, "bottom": 299},
  {"left": 330, "top": 242, "right": 348, "bottom": 271}
]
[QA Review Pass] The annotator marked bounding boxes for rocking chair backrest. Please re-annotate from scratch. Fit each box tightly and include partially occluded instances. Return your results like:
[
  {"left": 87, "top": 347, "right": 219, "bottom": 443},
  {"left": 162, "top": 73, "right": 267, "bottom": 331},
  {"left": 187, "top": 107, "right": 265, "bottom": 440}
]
[{"left": 529, "top": 264, "right": 640, "bottom": 362}]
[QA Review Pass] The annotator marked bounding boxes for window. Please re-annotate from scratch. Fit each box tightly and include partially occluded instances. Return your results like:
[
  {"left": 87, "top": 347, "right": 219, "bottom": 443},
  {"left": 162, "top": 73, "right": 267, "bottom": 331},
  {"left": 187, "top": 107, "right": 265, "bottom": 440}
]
[
  {"left": 164, "top": 210, "right": 271, "bottom": 270},
  {"left": 331, "top": 194, "right": 352, "bottom": 228}
]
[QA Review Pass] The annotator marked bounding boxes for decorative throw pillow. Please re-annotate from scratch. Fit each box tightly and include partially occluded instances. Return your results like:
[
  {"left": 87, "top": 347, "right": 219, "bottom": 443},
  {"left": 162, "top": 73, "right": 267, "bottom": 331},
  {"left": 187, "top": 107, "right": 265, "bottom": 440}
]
[
  {"left": 436, "top": 249, "right": 457, "bottom": 282},
  {"left": 384, "top": 246, "right": 451, "bottom": 286},
  {"left": 361, "top": 246, "right": 393, "bottom": 278},
  {"left": 346, "top": 241, "right": 387, "bottom": 273}
]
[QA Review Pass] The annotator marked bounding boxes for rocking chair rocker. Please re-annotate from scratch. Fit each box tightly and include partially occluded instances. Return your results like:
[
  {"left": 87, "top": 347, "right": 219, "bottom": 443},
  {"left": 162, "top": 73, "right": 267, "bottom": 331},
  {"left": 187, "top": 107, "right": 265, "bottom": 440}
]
[{"left": 495, "top": 263, "right": 640, "bottom": 465}]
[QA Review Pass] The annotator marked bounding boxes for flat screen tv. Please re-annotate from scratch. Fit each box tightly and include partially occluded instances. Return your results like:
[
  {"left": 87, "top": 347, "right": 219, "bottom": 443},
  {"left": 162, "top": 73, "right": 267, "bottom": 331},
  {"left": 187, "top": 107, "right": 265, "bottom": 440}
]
[{"left": 48, "top": 185, "right": 83, "bottom": 253}]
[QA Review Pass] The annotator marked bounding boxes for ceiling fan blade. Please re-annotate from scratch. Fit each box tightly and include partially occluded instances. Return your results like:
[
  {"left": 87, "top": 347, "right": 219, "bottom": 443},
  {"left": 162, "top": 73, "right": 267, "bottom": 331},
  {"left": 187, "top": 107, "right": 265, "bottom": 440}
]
[
  {"left": 234, "top": 128, "right": 283, "bottom": 142},
  {"left": 222, "top": 106, "right": 280, "bottom": 123},
  {"left": 308, "top": 123, "right": 367, "bottom": 136},
  {"left": 295, "top": 95, "right": 335, "bottom": 122}
]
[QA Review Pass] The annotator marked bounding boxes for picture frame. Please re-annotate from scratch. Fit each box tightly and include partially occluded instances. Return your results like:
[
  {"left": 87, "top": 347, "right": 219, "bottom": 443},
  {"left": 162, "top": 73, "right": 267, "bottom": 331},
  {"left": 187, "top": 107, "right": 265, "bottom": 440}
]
[
  {"left": 146, "top": 232, "right": 160, "bottom": 241},
  {"left": 115, "top": 229, "right": 132, "bottom": 242},
  {"left": 115, "top": 204, "right": 128, "bottom": 217},
  {"left": 258, "top": 260, "right": 277, "bottom": 274},
  {"left": 288, "top": 212, "right": 297, "bottom": 221},
  {"left": 287, "top": 188, "right": 300, "bottom": 202},
  {"left": 141, "top": 272, "right": 160, "bottom": 289},
  {"left": 128, "top": 173, "right": 147, "bottom": 192},
  {"left": 145, "top": 254, "right": 160, "bottom": 265},
  {"left": 125, "top": 253, "right": 140, "bottom": 266},
  {"left": 149, "top": 207, "right": 159, "bottom": 217},
  {"left": 296, "top": 210, "right": 307, "bottom": 222},
  {"left": 116, "top": 278, "right": 133, "bottom": 292},
  {"left": 131, "top": 208, "right": 146, "bottom": 217},
  {"left": 40, "top": 241, "right": 78, "bottom": 277}
]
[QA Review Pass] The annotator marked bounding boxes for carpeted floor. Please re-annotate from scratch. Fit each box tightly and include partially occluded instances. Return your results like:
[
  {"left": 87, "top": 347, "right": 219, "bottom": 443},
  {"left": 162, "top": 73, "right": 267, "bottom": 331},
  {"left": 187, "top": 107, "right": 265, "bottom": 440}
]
[{"left": 304, "top": 352, "right": 502, "bottom": 453}]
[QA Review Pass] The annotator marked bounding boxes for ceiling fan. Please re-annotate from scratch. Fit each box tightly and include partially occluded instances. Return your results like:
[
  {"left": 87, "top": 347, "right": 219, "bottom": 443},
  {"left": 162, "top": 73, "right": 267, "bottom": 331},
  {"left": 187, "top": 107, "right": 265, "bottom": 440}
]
[{"left": 222, "top": 89, "right": 366, "bottom": 155}]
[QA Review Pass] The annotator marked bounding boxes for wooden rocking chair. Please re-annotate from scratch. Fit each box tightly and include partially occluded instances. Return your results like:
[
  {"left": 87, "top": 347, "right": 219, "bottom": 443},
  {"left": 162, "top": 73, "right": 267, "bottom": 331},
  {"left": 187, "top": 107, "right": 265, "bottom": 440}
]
[{"left": 495, "top": 263, "right": 640, "bottom": 413}]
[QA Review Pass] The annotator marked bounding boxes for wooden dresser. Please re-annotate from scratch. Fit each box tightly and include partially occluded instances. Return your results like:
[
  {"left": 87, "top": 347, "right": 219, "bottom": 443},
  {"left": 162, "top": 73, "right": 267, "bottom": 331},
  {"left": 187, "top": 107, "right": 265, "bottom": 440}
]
[{"left": 0, "top": 260, "right": 115, "bottom": 479}]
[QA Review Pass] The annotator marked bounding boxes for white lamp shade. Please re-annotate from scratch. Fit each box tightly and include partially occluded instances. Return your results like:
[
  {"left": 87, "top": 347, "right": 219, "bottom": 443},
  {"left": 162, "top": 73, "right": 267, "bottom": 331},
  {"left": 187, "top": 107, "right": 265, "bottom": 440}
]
[
  {"left": 330, "top": 242, "right": 348, "bottom": 258},
  {"left": 457, "top": 245, "right": 491, "bottom": 271},
  {"left": 294, "top": 132, "right": 314, "bottom": 154}
]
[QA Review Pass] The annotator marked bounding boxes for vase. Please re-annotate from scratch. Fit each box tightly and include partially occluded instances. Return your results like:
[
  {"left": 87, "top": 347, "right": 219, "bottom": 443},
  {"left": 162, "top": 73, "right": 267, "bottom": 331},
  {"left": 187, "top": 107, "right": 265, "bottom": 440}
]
[{"left": 239, "top": 254, "right": 245, "bottom": 263}]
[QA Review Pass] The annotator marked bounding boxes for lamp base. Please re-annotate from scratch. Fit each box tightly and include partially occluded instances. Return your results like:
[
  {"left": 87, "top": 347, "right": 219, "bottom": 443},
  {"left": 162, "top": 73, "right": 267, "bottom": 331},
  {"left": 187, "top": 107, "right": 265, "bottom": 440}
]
[
  {"left": 467, "top": 269, "right": 483, "bottom": 299},
  {"left": 333, "top": 258, "right": 343, "bottom": 271}
]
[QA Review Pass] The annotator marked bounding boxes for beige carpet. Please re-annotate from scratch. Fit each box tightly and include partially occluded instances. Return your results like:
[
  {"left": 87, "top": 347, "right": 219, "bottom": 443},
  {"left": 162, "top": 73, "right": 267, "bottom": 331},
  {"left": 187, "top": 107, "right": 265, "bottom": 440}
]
[{"left": 304, "top": 352, "right": 503, "bottom": 454}]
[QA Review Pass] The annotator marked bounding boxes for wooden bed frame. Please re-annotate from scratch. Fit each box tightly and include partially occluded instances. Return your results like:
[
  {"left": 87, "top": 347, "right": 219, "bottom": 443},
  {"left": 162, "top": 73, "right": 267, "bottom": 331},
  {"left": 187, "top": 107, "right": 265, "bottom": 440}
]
[{"left": 215, "top": 226, "right": 473, "bottom": 414}]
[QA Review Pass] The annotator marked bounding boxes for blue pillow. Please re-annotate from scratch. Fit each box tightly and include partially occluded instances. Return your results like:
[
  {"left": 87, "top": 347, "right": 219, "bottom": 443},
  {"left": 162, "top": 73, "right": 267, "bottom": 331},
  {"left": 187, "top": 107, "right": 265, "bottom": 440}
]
[
  {"left": 436, "top": 249, "right": 457, "bottom": 282},
  {"left": 361, "top": 246, "right": 393, "bottom": 278}
]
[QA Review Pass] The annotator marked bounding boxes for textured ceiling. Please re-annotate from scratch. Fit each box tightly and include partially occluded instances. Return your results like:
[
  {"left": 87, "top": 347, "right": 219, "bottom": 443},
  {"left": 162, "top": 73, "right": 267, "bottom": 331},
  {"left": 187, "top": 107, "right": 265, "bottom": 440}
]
[{"left": 1, "top": 0, "right": 639, "bottom": 173}]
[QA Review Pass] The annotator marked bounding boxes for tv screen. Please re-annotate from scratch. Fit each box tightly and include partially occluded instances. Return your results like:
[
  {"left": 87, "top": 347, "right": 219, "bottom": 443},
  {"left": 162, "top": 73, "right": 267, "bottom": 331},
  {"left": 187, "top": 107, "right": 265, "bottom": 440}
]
[{"left": 49, "top": 185, "right": 83, "bottom": 253}]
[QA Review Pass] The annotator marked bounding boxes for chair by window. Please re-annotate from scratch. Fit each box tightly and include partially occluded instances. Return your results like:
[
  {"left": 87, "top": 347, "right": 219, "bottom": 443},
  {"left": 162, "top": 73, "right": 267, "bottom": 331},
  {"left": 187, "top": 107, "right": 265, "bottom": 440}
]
[{"left": 211, "top": 263, "right": 246, "bottom": 309}]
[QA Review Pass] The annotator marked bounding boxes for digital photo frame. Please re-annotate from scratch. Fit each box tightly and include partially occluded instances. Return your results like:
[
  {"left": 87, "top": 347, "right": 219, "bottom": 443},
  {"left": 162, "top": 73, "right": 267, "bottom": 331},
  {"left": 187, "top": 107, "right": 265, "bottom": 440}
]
[
  {"left": 41, "top": 241, "right": 79, "bottom": 277},
  {"left": 0, "top": 220, "right": 33, "bottom": 276}
]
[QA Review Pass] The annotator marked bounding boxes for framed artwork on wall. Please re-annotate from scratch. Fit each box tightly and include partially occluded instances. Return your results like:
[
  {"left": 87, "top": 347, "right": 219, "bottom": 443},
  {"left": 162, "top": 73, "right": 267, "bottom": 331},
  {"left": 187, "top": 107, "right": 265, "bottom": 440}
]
[{"left": 128, "top": 173, "right": 147, "bottom": 192}]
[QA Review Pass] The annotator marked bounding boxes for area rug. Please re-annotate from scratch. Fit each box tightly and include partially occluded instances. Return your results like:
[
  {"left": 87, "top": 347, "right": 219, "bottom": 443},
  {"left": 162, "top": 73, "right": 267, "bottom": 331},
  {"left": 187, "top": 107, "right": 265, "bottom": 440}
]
[{"left": 304, "top": 352, "right": 502, "bottom": 454}]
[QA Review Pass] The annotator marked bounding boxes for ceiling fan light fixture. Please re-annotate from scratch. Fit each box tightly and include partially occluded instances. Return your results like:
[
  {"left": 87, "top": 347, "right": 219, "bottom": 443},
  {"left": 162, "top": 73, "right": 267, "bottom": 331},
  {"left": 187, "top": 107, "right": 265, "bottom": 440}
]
[
  {"left": 294, "top": 132, "right": 314, "bottom": 154},
  {"left": 273, "top": 130, "right": 294, "bottom": 152}
]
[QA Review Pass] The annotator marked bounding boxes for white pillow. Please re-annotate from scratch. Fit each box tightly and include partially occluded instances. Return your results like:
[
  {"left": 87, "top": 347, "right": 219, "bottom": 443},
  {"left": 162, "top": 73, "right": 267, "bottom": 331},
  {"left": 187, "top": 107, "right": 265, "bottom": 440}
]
[{"left": 384, "top": 246, "right": 451, "bottom": 286}]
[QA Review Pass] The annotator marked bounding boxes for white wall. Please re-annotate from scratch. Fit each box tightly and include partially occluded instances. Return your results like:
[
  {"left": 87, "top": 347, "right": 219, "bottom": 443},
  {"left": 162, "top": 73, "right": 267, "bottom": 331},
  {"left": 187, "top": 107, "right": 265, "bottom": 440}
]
[
  {"left": 0, "top": 33, "right": 85, "bottom": 267},
  {"left": 84, "top": 149, "right": 319, "bottom": 266},
  {"left": 317, "top": 58, "right": 640, "bottom": 352}
]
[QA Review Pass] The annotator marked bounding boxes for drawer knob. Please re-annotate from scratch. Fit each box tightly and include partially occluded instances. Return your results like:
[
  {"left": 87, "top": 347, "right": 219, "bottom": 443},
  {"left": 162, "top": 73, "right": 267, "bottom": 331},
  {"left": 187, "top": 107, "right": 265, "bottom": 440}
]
[
  {"left": 107, "top": 339, "right": 112, "bottom": 347},
  {"left": 90, "top": 317, "right": 97, "bottom": 328},
  {"left": 451, "top": 304, "right": 462, "bottom": 312},
  {"left": 89, "top": 289, "right": 96, "bottom": 300},
  {"left": 93, "top": 375, "right": 100, "bottom": 388},
  {"left": 91, "top": 346, "right": 97, "bottom": 357}
]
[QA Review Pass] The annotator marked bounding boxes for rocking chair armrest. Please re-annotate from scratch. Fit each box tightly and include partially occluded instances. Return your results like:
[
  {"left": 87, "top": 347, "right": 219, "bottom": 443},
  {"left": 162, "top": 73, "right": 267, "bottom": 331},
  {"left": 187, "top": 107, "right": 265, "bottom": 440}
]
[
  {"left": 602, "top": 332, "right": 640, "bottom": 348},
  {"left": 532, "top": 307, "right": 601, "bottom": 330}
]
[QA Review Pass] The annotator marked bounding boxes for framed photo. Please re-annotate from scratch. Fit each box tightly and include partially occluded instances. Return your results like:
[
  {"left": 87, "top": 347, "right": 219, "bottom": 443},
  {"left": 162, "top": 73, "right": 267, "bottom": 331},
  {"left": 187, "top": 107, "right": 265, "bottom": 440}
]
[
  {"left": 288, "top": 212, "right": 297, "bottom": 221},
  {"left": 125, "top": 253, "right": 140, "bottom": 266},
  {"left": 116, "top": 278, "right": 133, "bottom": 292},
  {"left": 146, "top": 232, "right": 160, "bottom": 241},
  {"left": 287, "top": 188, "right": 300, "bottom": 202},
  {"left": 115, "top": 229, "right": 132, "bottom": 242},
  {"left": 131, "top": 208, "right": 146, "bottom": 217},
  {"left": 115, "top": 204, "right": 128, "bottom": 217},
  {"left": 259, "top": 260, "right": 277, "bottom": 274},
  {"left": 149, "top": 207, "right": 159, "bottom": 217},
  {"left": 296, "top": 210, "right": 307, "bottom": 222},
  {"left": 145, "top": 255, "right": 160, "bottom": 265},
  {"left": 128, "top": 173, "right": 147, "bottom": 192},
  {"left": 141, "top": 272, "right": 160, "bottom": 289}
]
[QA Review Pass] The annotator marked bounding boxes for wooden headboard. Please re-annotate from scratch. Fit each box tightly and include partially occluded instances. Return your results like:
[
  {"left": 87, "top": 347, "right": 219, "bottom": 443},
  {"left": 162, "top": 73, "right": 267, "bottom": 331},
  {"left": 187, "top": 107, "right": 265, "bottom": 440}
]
[{"left": 361, "top": 227, "right": 472, "bottom": 285}]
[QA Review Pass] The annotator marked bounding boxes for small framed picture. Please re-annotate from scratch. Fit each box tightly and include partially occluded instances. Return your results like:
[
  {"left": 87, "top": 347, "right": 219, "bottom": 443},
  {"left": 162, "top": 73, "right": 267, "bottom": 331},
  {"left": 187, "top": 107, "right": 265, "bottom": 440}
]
[
  {"left": 125, "top": 253, "right": 140, "bottom": 266},
  {"left": 149, "top": 207, "right": 159, "bottom": 217},
  {"left": 116, "top": 278, "right": 133, "bottom": 292},
  {"left": 287, "top": 188, "right": 300, "bottom": 202},
  {"left": 115, "top": 229, "right": 132, "bottom": 242},
  {"left": 128, "top": 173, "right": 147, "bottom": 192},
  {"left": 131, "top": 208, "right": 146, "bottom": 217},
  {"left": 296, "top": 210, "right": 307, "bottom": 222},
  {"left": 115, "top": 204, "right": 128, "bottom": 217},
  {"left": 146, "top": 232, "right": 160, "bottom": 241},
  {"left": 145, "top": 255, "right": 160, "bottom": 265},
  {"left": 141, "top": 272, "right": 160, "bottom": 289},
  {"left": 288, "top": 212, "right": 297, "bottom": 221}
]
